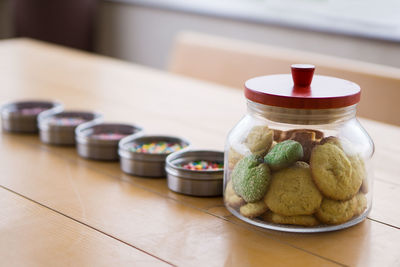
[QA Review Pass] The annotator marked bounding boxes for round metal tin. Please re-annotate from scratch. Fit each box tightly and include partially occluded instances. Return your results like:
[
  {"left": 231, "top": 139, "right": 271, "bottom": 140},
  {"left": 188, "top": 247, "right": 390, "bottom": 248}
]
[
  {"left": 1, "top": 100, "right": 63, "bottom": 133},
  {"left": 38, "top": 110, "right": 103, "bottom": 145},
  {"left": 119, "top": 135, "right": 190, "bottom": 177},
  {"left": 75, "top": 121, "right": 143, "bottom": 161},
  {"left": 165, "top": 150, "right": 224, "bottom": 196}
]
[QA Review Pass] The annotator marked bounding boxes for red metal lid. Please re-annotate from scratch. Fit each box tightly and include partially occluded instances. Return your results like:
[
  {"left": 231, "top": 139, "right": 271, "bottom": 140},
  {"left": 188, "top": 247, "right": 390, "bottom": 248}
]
[{"left": 244, "top": 64, "right": 361, "bottom": 109}]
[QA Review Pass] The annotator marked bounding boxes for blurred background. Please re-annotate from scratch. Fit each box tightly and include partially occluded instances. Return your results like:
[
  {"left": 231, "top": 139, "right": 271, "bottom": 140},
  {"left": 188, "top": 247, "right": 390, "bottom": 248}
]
[{"left": 0, "top": 0, "right": 399, "bottom": 70}]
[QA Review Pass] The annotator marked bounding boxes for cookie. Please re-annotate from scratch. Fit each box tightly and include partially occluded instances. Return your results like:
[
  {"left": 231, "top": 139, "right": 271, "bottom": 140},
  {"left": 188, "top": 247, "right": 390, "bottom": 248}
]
[
  {"left": 320, "top": 136, "right": 341, "bottom": 147},
  {"left": 348, "top": 155, "right": 368, "bottom": 194},
  {"left": 287, "top": 130, "right": 319, "bottom": 163},
  {"left": 262, "top": 211, "right": 320, "bottom": 226},
  {"left": 316, "top": 196, "right": 357, "bottom": 225},
  {"left": 320, "top": 136, "right": 357, "bottom": 156},
  {"left": 310, "top": 143, "right": 360, "bottom": 200},
  {"left": 244, "top": 125, "right": 274, "bottom": 156},
  {"left": 360, "top": 179, "right": 369, "bottom": 194},
  {"left": 231, "top": 155, "right": 271, "bottom": 203},
  {"left": 228, "top": 147, "right": 244, "bottom": 170},
  {"left": 224, "top": 180, "right": 245, "bottom": 208},
  {"left": 264, "top": 162, "right": 322, "bottom": 216},
  {"left": 282, "top": 129, "right": 324, "bottom": 141},
  {"left": 353, "top": 193, "right": 367, "bottom": 217},
  {"left": 271, "top": 129, "right": 284, "bottom": 142},
  {"left": 264, "top": 140, "right": 304, "bottom": 171},
  {"left": 349, "top": 155, "right": 367, "bottom": 193},
  {"left": 240, "top": 200, "right": 268, "bottom": 218}
]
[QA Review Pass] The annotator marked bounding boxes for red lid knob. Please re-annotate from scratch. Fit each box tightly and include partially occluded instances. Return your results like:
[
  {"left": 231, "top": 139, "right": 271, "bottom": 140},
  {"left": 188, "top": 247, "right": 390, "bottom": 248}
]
[{"left": 291, "top": 64, "right": 315, "bottom": 87}]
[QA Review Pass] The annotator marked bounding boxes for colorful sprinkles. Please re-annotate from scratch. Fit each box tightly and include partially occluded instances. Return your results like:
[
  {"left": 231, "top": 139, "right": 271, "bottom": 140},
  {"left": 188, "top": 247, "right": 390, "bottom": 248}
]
[
  {"left": 48, "top": 117, "right": 87, "bottom": 126},
  {"left": 91, "top": 132, "right": 128, "bottom": 140},
  {"left": 18, "top": 107, "right": 48, "bottom": 115},
  {"left": 179, "top": 160, "right": 223, "bottom": 171},
  {"left": 129, "top": 141, "right": 184, "bottom": 154}
]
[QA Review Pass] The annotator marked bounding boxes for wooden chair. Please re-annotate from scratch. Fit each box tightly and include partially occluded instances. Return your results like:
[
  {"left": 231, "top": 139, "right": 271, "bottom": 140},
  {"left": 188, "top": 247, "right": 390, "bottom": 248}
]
[{"left": 169, "top": 31, "right": 400, "bottom": 126}]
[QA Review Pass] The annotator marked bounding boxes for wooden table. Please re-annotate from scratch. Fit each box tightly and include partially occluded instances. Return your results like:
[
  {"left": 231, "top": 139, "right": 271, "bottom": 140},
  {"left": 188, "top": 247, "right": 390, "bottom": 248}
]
[{"left": 1, "top": 39, "right": 399, "bottom": 267}]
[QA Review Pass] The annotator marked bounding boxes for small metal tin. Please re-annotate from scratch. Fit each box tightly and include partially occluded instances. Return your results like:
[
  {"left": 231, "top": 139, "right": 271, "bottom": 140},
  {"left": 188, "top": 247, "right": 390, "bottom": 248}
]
[
  {"left": 1, "top": 100, "right": 63, "bottom": 133},
  {"left": 38, "top": 110, "right": 103, "bottom": 145},
  {"left": 75, "top": 121, "right": 143, "bottom": 161},
  {"left": 165, "top": 150, "right": 224, "bottom": 196},
  {"left": 119, "top": 135, "right": 190, "bottom": 177}
]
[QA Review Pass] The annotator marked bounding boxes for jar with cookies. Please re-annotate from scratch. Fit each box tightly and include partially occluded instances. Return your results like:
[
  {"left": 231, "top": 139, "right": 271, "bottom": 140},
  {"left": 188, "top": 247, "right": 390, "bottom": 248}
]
[{"left": 224, "top": 64, "right": 374, "bottom": 232}]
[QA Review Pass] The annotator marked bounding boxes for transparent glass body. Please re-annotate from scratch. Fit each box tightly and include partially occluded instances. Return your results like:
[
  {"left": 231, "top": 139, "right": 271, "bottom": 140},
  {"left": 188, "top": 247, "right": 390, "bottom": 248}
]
[{"left": 224, "top": 100, "right": 374, "bottom": 233}]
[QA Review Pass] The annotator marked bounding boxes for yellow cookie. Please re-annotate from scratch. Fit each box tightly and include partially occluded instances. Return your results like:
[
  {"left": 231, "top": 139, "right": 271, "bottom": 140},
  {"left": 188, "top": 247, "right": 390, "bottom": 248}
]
[
  {"left": 264, "top": 162, "right": 322, "bottom": 216},
  {"left": 353, "top": 193, "right": 367, "bottom": 217},
  {"left": 310, "top": 143, "right": 360, "bottom": 200},
  {"left": 224, "top": 180, "right": 245, "bottom": 209},
  {"left": 316, "top": 196, "right": 357, "bottom": 225},
  {"left": 349, "top": 155, "right": 368, "bottom": 194},
  {"left": 244, "top": 125, "right": 274, "bottom": 156},
  {"left": 228, "top": 147, "right": 244, "bottom": 170},
  {"left": 240, "top": 201, "right": 268, "bottom": 218},
  {"left": 262, "top": 211, "right": 320, "bottom": 226}
]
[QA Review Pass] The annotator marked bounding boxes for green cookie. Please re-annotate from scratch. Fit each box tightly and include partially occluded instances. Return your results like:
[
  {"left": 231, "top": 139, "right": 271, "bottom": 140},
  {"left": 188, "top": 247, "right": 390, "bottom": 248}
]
[
  {"left": 264, "top": 140, "right": 303, "bottom": 171},
  {"left": 232, "top": 155, "right": 271, "bottom": 203}
]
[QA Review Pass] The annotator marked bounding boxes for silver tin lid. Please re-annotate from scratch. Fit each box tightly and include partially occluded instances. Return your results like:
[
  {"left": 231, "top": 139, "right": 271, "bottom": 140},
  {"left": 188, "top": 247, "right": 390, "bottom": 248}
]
[
  {"left": 119, "top": 135, "right": 190, "bottom": 162},
  {"left": 165, "top": 150, "right": 224, "bottom": 196},
  {"left": 38, "top": 110, "right": 103, "bottom": 132},
  {"left": 1, "top": 100, "right": 63, "bottom": 132},
  {"left": 1, "top": 100, "right": 63, "bottom": 119},
  {"left": 75, "top": 121, "right": 143, "bottom": 146}
]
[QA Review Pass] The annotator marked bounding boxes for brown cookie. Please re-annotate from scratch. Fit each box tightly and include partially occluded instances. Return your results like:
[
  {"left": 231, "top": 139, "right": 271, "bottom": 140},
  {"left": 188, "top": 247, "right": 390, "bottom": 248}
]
[
  {"left": 287, "top": 130, "right": 318, "bottom": 163},
  {"left": 282, "top": 129, "right": 324, "bottom": 141},
  {"left": 271, "top": 129, "right": 284, "bottom": 142}
]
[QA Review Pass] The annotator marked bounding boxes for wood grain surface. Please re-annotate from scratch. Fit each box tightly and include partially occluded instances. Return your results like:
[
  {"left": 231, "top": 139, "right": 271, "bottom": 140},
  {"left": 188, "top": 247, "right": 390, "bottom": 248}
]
[
  {"left": 1, "top": 38, "right": 399, "bottom": 267},
  {"left": 0, "top": 187, "right": 171, "bottom": 266}
]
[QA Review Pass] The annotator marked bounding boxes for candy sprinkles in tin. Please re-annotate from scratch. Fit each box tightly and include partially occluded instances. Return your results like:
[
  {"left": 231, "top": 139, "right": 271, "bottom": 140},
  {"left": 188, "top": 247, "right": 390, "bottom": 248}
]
[
  {"left": 76, "top": 122, "right": 143, "bottom": 161},
  {"left": 1, "top": 100, "right": 63, "bottom": 133},
  {"left": 165, "top": 150, "right": 224, "bottom": 196},
  {"left": 178, "top": 160, "right": 224, "bottom": 171},
  {"left": 38, "top": 110, "right": 103, "bottom": 145},
  {"left": 119, "top": 135, "right": 190, "bottom": 177}
]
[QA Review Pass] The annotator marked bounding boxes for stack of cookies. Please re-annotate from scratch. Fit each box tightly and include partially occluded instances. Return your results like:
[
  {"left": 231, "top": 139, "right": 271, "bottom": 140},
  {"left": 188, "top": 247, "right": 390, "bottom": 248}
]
[{"left": 225, "top": 125, "right": 368, "bottom": 227}]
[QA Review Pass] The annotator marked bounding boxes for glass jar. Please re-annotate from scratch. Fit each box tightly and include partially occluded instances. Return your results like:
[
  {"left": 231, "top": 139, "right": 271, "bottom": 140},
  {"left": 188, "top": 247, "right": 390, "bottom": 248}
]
[{"left": 224, "top": 64, "right": 374, "bottom": 233}]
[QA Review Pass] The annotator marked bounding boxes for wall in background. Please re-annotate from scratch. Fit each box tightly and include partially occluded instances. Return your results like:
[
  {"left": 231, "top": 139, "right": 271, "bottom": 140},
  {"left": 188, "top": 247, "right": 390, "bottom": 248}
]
[
  {"left": 0, "top": 0, "right": 13, "bottom": 39},
  {"left": 95, "top": 1, "right": 400, "bottom": 70},
  {"left": 1, "top": 0, "right": 400, "bottom": 70}
]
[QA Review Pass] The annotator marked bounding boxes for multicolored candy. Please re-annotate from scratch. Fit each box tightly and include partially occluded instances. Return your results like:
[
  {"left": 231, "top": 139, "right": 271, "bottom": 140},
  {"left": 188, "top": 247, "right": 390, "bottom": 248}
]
[
  {"left": 130, "top": 141, "right": 184, "bottom": 154},
  {"left": 179, "top": 160, "right": 223, "bottom": 171}
]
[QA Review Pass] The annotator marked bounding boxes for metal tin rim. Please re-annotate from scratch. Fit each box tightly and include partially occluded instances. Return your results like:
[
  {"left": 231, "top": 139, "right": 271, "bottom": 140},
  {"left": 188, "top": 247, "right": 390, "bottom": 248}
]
[
  {"left": 1, "top": 100, "right": 63, "bottom": 119},
  {"left": 118, "top": 135, "right": 191, "bottom": 162},
  {"left": 38, "top": 110, "right": 103, "bottom": 132},
  {"left": 75, "top": 121, "right": 143, "bottom": 146},
  {"left": 165, "top": 150, "right": 224, "bottom": 181}
]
